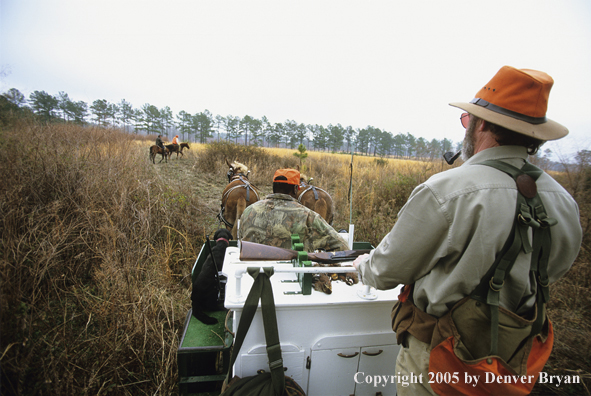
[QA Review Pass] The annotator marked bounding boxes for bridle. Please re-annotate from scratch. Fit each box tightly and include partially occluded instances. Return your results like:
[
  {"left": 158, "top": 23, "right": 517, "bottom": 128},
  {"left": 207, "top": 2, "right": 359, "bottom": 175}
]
[{"left": 227, "top": 170, "right": 250, "bottom": 183}]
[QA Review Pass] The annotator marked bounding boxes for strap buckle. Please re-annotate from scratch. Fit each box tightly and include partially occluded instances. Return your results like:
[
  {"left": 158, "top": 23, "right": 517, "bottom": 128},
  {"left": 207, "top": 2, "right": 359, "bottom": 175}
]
[
  {"left": 489, "top": 278, "right": 504, "bottom": 292},
  {"left": 518, "top": 211, "right": 540, "bottom": 229},
  {"left": 537, "top": 275, "right": 549, "bottom": 288},
  {"left": 537, "top": 217, "right": 558, "bottom": 229},
  {"left": 267, "top": 344, "right": 284, "bottom": 370}
]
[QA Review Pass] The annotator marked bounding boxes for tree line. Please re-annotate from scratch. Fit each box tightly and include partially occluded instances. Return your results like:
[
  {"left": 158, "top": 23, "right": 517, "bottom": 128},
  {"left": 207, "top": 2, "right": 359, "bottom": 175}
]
[{"left": 2, "top": 87, "right": 461, "bottom": 159}]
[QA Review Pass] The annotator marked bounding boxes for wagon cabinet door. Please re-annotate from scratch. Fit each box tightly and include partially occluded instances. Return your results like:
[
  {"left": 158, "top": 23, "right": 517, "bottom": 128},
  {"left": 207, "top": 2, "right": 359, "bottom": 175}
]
[
  {"left": 307, "top": 348, "right": 359, "bottom": 396},
  {"left": 240, "top": 344, "right": 306, "bottom": 389},
  {"left": 354, "top": 345, "right": 400, "bottom": 396}
]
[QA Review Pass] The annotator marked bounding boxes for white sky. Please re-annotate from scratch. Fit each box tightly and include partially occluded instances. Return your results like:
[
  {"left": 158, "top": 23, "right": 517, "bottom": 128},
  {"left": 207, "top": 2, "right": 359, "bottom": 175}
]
[{"left": 1, "top": 0, "right": 590, "bottom": 157}]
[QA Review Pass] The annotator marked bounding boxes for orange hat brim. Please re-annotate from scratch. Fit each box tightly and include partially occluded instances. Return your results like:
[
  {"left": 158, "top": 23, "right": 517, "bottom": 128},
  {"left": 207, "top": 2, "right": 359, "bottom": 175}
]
[{"left": 449, "top": 102, "right": 567, "bottom": 141}]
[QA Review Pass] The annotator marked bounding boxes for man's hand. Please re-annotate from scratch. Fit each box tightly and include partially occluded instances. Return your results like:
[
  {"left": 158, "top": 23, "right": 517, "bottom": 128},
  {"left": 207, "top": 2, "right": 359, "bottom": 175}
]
[{"left": 352, "top": 253, "right": 369, "bottom": 270}]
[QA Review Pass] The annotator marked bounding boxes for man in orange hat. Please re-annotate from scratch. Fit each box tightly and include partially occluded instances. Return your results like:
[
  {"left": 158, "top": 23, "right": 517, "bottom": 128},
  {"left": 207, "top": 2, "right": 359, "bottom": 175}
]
[
  {"left": 239, "top": 168, "right": 348, "bottom": 252},
  {"left": 353, "top": 66, "right": 582, "bottom": 395}
]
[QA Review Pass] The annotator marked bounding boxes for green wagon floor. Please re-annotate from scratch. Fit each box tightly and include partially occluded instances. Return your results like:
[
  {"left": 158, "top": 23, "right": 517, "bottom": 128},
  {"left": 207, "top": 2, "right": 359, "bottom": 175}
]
[{"left": 181, "top": 310, "right": 230, "bottom": 348}]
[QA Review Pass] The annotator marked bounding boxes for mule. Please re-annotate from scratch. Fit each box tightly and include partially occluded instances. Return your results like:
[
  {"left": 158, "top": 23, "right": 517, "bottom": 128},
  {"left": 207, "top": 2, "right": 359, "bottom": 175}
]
[
  {"left": 298, "top": 174, "right": 334, "bottom": 225},
  {"left": 166, "top": 142, "right": 191, "bottom": 159},
  {"left": 149, "top": 145, "right": 169, "bottom": 164},
  {"left": 217, "top": 159, "right": 260, "bottom": 239}
]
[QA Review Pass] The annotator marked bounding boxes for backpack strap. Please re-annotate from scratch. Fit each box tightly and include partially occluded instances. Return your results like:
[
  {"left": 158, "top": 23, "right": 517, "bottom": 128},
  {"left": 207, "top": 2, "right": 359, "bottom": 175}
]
[{"left": 471, "top": 160, "right": 556, "bottom": 355}]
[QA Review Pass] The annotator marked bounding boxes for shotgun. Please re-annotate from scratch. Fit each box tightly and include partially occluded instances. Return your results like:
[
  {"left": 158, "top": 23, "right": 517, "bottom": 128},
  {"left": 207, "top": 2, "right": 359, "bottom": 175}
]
[{"left": 239, "top": 241, "right": 371, "bottom": 264}]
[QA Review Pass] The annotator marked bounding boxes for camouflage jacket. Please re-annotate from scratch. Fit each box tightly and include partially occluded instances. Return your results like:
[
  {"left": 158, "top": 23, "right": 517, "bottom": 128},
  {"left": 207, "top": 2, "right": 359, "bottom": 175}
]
[{"left": 239, "top": 193, "right": 348, "bottom": 252}]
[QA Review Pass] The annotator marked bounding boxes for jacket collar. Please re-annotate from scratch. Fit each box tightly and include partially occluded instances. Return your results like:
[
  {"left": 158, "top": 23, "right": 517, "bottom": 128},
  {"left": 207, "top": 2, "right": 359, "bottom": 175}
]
[
  {"left": 463, "top": 145, "right": 529, "bottom": 166},
  {"left": 266, "top": 193, "right": 296, "bottom": 201}
]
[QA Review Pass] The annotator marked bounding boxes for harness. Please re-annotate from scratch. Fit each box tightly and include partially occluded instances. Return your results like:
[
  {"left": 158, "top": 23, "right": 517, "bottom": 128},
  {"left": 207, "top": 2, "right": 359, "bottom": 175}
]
[
  {"left": 217, "top": 175, "right": 260, "bottom": 228},
  {"left": 298, "top": 184, "right": 332, "bottom": 205}
]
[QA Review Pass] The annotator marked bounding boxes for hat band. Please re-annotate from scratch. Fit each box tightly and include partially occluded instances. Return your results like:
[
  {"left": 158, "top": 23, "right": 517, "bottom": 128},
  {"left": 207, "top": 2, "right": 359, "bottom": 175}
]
[{"left": 470, "top": 98, "right": 547, "bottom": 125}]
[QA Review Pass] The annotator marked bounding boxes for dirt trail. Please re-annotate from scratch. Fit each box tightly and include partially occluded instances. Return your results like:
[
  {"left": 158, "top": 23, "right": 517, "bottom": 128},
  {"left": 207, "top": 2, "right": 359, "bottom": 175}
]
[
  {"left": 148, "top": 150, "right": 272, "bottom": 234},
  {"left": 150, "top": 152, "right": 224, "bottom": 228}
]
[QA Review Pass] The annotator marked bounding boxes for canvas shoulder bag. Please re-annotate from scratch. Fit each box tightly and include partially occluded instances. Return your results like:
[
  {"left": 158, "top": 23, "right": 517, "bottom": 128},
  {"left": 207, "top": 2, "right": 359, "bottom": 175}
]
[{"left": 221, "top": 267, "right": 306, "bottom": 396}]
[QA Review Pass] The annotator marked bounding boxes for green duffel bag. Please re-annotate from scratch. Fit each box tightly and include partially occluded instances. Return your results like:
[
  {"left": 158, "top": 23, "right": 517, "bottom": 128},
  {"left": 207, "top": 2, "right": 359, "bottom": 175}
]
[
  {"left": 221, "top": 267, "right": 306, "bottom": 396},
  {"left": 222, "top": 373, "right": 305, "bottom": 396}
]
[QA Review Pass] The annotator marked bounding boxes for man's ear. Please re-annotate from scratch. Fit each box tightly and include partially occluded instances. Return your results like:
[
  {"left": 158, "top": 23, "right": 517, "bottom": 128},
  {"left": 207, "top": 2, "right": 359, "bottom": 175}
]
[
  {"left": 294, "top": 185, "right": 299, "bottom": 195},
  {"left": 477, "top": 118, "right": 489, "bottom": 133}
]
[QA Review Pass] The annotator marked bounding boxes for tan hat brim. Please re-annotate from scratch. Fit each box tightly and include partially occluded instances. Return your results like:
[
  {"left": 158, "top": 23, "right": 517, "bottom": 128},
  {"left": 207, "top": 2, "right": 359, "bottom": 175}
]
[{"left": 449, "top": 102, "right": 568, "bottom": 141}]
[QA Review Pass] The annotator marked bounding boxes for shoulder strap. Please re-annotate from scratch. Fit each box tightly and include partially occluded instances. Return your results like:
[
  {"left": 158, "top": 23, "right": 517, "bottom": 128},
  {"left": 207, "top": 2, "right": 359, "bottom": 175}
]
[
  {"left": 472, "top": 160, "right": 556, "bottom": 355},
  {"left": 224, "top": 267, "right": 285, "bottom": 395}
]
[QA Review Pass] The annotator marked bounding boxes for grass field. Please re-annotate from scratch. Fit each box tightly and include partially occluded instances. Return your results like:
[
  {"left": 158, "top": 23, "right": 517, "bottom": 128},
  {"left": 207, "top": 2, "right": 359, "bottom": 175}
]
[{"left": 0, "top": 122, "right": 589, "bottom": 395}]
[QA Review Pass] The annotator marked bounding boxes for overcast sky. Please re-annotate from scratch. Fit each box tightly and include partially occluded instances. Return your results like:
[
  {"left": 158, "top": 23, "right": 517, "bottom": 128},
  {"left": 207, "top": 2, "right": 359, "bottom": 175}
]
[{"left": 1, "top": 0, "right": 590, "bottom": 158}]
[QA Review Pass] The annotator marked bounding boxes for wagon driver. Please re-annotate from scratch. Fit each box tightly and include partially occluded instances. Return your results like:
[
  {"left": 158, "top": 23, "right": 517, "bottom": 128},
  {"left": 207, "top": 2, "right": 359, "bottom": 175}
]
[{"left": 239, "top": 168, "right": 349, "bottom": 252}]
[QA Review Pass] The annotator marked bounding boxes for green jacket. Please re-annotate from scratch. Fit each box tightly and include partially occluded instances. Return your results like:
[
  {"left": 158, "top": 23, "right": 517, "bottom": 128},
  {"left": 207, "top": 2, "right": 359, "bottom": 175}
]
[{"left": 239, "top": 193, "right": 348, "bottom": 252}]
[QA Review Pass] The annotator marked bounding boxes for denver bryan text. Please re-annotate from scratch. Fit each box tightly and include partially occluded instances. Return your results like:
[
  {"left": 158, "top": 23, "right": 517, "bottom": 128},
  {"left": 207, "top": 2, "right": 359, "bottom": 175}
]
[{"left": 481, "top": 372, "right": 581, "bottom": 387}]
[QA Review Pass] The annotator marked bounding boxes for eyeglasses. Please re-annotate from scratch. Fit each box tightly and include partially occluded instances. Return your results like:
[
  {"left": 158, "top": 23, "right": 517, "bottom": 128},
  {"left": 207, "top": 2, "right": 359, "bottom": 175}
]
[{"left": 460, "top": 113, "right": 470, "bottom": 129}]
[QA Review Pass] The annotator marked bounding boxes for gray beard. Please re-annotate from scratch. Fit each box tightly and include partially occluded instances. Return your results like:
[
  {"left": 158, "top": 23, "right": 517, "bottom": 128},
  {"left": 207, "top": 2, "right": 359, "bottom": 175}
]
[{"left": 461, "top": 124, "right": 476, "bottom": 161}]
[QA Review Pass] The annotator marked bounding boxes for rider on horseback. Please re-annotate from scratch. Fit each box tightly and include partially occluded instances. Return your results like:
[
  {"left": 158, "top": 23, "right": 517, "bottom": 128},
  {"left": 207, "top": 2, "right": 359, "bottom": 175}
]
[{"left": 156, "top": 134, "right": 166, "bottom": 152}]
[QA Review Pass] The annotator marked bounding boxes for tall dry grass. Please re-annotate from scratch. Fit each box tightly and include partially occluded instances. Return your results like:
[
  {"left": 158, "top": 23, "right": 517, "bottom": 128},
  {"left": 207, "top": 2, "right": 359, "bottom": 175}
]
[
  {"left": 536, "top": 163, "right": 591, "bottom": 395},
  {"left": 196, "top": 143, "right": 441, "bottom": 245},
  {"left": 0, "top": 121, "right": 207, "bottom": 395},
  {"left": 1, "top": 127, "right": 589, "bottom": 395}
]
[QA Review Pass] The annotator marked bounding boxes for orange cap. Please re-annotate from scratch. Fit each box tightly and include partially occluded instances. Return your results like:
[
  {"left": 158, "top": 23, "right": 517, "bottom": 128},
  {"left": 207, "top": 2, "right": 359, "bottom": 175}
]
[{"left": 273, "top": 169, "right": 300, "bottom": 185}]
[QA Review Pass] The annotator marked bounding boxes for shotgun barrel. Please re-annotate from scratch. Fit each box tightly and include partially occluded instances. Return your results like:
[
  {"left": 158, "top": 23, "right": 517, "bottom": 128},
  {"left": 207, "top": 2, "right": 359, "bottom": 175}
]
[{"left": 239, "top": 240, "right": 371, "bottom": 264}]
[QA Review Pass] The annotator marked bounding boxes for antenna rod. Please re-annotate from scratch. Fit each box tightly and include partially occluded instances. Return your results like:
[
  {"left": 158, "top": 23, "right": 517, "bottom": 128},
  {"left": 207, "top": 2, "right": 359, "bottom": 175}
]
[
  {"left": 348, "top": 143, "right": 355, "bottom": 249},
  {"left": 349, "top": 144, "right": 354, "bottom": 224}
]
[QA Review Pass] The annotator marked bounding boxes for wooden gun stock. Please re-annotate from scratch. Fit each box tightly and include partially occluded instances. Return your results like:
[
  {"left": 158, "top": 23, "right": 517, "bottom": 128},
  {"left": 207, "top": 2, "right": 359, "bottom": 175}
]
[{"left": 239, "top": 241, "right": 371, "bottom": 264}]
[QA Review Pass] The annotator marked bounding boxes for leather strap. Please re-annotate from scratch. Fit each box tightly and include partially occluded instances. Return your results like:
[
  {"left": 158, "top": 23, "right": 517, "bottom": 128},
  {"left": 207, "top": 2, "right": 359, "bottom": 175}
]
[
  {"left": 218, "top": 180, "right": 261, "bottom": 228},
  {"left": 298, "top": 185, "right": 332, "bottom": 204}
]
